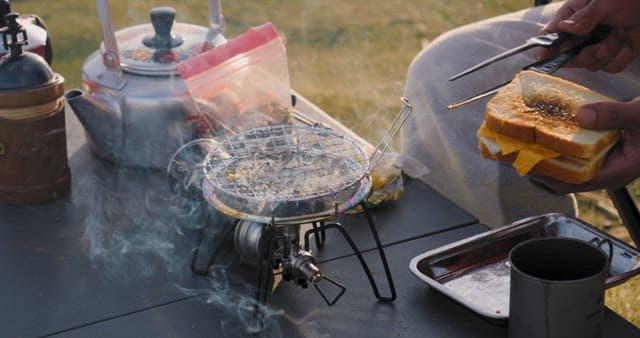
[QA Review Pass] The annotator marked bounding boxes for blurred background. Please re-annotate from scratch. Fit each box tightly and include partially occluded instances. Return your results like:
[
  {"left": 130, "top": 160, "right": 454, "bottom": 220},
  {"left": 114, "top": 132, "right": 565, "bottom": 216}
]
[{"left": 10, "top": 0, "right": 639, "bottom": 326}]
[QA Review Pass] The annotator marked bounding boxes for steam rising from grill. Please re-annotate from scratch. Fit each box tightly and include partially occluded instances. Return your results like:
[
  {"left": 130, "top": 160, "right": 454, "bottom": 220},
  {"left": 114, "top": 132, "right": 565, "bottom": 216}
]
[
  {"left": 202, "top": 124, "right": 371, "bottom": 222},
  {"left": 75, "top": 0, "right": 414, "bottom": 333},
  {"left": 77, "top": 159, "right": 287, "bottom": 335},
  {"left": 204, "top": 124, "right": 368, "bottom": 201}
]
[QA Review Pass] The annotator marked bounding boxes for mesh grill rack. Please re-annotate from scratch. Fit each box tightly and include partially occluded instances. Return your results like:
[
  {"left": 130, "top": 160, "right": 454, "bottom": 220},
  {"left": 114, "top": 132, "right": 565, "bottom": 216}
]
[{"left": 203, "top": 124, "right": 369, "bottom": 203}]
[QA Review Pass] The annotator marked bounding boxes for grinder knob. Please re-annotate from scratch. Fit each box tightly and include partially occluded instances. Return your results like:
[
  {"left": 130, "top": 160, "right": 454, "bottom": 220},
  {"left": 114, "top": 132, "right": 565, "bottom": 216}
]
[{"left": 1, "top": 12, "right": 27, "bottom": 57}]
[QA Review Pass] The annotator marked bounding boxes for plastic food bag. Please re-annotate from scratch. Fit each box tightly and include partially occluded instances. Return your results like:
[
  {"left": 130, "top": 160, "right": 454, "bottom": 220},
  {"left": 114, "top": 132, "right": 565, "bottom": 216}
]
[{"left": 177, "top": 23, "right": 293, "bottom": 137}]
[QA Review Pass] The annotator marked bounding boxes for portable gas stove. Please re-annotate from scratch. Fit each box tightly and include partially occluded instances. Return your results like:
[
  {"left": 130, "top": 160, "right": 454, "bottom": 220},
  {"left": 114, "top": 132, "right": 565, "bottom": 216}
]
[{"left": 171, "top": 98, "right": 411, "bottom": 306}]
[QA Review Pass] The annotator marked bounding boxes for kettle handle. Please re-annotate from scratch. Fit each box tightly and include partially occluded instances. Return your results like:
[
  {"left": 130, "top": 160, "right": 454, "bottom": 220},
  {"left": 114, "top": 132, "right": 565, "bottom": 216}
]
[
  {"left": 95, "top": 0, "right": 121, "bottom": 72},
  {"left": 208, "top": 0, "right": 225, "bottom": 34},
  {"left": 94, "top": 0, "right": 224, "bottom": 70}
]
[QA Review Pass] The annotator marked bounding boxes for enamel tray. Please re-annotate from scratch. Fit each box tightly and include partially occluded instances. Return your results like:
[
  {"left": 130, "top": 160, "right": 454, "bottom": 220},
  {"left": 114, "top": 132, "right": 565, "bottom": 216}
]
[{"left": 409, "top": 213, "right": 640, "bottom": 324}]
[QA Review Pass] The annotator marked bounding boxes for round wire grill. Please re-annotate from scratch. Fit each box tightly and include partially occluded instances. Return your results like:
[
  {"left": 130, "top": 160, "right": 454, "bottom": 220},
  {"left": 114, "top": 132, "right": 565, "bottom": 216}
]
[{"left": 203, "top": 124, "right": 369, "bottom": 204}]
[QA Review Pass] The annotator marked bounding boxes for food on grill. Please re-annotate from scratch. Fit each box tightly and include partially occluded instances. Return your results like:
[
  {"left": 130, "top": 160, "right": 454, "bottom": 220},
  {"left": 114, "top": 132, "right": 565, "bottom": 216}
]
[
  {"left": 477, "top": 70, "right": 620, "bottom": 184},
  {"left": 217, "top": 154, "right": 363, "bottom": 200},
  {"left": 203, "top": 125, "right": 370, "bottom": 221}
]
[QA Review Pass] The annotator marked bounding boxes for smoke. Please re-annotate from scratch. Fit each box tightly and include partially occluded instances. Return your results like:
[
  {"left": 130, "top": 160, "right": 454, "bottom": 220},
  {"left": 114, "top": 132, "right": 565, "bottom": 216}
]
[
  {"left": 178, "top": 266, "right": 286, "bottom": 337},
  {"left": 74, "top": 151, "right": 287, "bottom": 335},
  {"left": 76, "top": 157, "right": 198, "bottom": 281},
  {"left": 74, "top": 1, "right": 399, "bottom": 336}
]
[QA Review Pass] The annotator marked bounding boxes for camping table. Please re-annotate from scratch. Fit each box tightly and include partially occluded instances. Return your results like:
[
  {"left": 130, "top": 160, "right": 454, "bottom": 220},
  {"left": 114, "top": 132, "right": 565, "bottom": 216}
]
[{"left": 1, "top": 105, "right": 638, "bottom": 338}]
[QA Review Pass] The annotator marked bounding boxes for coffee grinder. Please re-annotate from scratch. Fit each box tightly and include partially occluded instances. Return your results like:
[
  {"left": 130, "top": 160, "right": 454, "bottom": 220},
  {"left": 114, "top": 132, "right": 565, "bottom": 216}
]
[{"left": 0, "top": 13, "right": 70, "bottom": 204}]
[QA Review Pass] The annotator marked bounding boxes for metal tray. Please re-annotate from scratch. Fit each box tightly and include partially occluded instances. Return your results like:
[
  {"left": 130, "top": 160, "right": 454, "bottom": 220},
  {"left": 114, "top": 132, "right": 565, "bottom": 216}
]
[{"left": 409, "top": 213, "right": 640, "bottom": 324}]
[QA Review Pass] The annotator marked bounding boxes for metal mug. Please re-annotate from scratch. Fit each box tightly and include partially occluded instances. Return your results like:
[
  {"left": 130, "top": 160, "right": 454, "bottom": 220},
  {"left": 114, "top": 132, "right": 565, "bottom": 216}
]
[{"left": 508, "top": 237, "right": 612, "bottom": 338}]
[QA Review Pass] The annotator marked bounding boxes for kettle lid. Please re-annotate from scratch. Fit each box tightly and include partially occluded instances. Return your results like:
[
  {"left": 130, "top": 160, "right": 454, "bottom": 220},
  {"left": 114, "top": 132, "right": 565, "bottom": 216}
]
[
  {"left": 0, "top": 12, "right": 54, "bottom": 90},
  {"left": 108, "top": 7, "right": 225, "bottom": 76}
]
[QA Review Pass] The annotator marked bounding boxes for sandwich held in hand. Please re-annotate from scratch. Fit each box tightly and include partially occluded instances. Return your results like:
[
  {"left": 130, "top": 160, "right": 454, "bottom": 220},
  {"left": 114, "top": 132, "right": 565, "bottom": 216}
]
[{"left": 477, "top": 70, "right": 620, "bottom": 184}]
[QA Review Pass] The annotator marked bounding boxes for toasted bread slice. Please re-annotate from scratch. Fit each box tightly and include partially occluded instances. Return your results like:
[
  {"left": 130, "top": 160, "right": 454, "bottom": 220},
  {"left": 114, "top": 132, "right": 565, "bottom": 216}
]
[
  {"left": 484, "top": 70, "right": 619, "bottom": 159},
  {"left": 478, "top": 136, "right": 614, "bottom": 184}
]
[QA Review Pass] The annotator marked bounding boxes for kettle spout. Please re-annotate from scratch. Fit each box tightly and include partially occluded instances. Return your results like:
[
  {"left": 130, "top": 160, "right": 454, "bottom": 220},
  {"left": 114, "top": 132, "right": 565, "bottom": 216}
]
[{"left": 64, "top": 89, "right": 123, "bottom": 161}]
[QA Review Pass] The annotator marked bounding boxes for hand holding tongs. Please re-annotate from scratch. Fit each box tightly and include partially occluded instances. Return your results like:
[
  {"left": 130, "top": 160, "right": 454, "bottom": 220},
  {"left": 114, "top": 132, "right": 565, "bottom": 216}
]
[{"left": 447, "top": 25, "right": 611, "bottom": 110}]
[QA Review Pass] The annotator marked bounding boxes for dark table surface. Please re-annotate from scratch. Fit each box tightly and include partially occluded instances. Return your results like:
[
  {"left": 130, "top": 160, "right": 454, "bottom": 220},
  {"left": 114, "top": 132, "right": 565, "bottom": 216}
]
[{"left": 1, "top": 108, "right": 639, "bottom": 338}]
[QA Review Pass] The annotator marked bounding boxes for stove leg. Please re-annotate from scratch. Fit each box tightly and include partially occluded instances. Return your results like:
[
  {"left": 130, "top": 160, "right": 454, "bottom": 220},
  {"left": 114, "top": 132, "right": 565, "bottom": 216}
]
[
  {"left": 252, "top": 226, "right": 278, "bottom": 333},
  {"left": 311, "top": 221, "right": 326, "bottom": 249},
  {"left": 256, "top": 225, "right": 277, "bottom": 305},
  {"left": 303, "top": 203, "right": 396, "bottom": 302},
  {"left": 256, "top": 257, "right": 275, "bottom": 305},
  {"left": 191, "top": 210, "right": 237, "bottom": 275},
  {"left": 359, "top": 201, "right": 396, "bottom": 301}
]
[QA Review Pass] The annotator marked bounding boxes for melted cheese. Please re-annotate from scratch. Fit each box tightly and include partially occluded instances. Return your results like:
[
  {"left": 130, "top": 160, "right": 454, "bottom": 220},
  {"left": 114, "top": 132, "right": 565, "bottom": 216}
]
[{"left": 477, "top": 124, "right": 560, "bottom": 176}]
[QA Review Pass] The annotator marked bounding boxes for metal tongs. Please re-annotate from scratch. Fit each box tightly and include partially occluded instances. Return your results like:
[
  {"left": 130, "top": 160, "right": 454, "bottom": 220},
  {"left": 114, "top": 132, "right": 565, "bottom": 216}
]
[{"left": 447, "top": 26, "right": 611, "bottom": 110}]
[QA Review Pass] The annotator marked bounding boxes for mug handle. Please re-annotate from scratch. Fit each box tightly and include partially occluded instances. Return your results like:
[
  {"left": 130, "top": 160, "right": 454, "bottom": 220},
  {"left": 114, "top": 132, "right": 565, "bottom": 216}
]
[{"left": 589, "top": 237, "right": 614, "bottom": 269}]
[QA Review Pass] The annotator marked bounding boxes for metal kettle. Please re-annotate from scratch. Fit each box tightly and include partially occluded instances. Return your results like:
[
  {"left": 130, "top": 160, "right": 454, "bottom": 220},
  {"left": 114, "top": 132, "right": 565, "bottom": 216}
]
[{"left": 65, "top": 0, "right": 226, "bottom": 169}]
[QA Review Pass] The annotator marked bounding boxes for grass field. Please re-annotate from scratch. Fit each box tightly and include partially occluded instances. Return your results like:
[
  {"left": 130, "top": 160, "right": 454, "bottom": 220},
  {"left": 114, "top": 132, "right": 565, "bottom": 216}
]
[
  {"left": 12, "top": 0, "right": 639, "bottom": 327},
  {"left": 17, "top": 0, "right": 536, "bottom": 141}
]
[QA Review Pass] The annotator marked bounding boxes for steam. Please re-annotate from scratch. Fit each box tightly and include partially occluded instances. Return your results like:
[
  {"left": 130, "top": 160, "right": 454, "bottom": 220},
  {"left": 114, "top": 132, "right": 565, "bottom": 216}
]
[
  {"left": 75, "top": 155, "right": 286, "bottom": 335},
  {"left": 77, "top": 160, "right": 199, "bottom": 281},
  {"left": 75, "top": 1, "right": 405, "bottom": 336},
  {"left": 177, "top": 267, "right": 285, "bottom": 337}
]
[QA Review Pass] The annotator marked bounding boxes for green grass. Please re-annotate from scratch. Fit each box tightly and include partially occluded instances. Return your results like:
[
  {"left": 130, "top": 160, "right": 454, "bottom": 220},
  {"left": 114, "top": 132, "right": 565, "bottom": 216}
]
[
  {"left": 17, "top": 0, "right": 532, "bottom": 143},
  {"left": 12, "top": 0, "right": 639, "bottom": 328},
  {"left": 577, "top": 192, "right": 640, "bottom": 328}
]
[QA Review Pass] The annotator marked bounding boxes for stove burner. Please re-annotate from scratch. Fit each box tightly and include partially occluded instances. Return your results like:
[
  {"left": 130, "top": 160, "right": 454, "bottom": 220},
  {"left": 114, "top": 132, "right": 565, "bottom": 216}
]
[
  {"left": 192, "top": 125, "right": 396, "bottom": 307},
  {"left": 176, "top": 98, "right": 412, "bottom": 314}
]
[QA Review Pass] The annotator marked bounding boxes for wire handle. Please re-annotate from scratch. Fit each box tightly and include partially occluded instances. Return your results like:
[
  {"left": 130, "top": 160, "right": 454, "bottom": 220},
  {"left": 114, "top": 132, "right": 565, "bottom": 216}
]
[
  {"left": 314, "top": 274, "right": 347, "bottom": 306},
  {"left": 368, "top": 97, "right": 412, "bottom": 172}
]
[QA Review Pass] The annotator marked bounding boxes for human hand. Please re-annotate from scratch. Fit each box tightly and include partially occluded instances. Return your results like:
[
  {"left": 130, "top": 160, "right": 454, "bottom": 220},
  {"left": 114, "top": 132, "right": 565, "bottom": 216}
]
[
  {"left": 531, "top": 98, "right": 640, "bottom": 193},
  {"left": 535, "top": 0, "right": 640, "bottom": 73}
]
